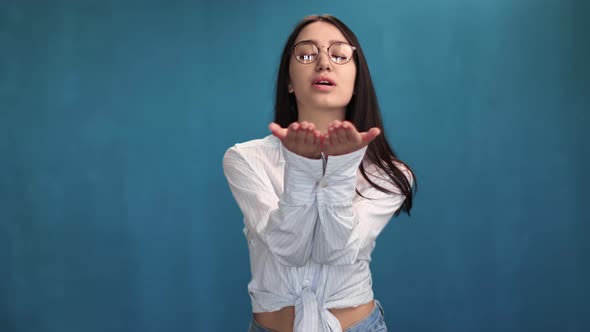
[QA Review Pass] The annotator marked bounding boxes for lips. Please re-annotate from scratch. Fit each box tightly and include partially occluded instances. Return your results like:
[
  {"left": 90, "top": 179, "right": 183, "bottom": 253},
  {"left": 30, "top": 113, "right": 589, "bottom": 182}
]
[{"left": 312, "top": 76, "right": 336, "bottom": 87}]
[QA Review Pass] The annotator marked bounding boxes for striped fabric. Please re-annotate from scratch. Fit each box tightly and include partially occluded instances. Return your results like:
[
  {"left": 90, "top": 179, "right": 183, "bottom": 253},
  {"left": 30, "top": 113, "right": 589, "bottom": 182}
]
[{"left": 223, "top": 135, "right": 409, "bottom": 332}]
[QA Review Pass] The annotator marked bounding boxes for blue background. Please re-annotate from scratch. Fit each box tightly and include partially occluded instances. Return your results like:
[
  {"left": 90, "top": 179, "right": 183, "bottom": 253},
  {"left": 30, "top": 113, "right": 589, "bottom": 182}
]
[{"left": 1, "top": 0, "right": 588, "bottom": 331}]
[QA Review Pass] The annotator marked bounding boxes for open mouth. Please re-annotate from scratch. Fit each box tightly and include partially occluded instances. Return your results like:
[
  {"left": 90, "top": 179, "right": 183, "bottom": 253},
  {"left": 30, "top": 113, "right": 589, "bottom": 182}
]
[
  {"left": 314, "top": 80, "right": 334, "bottom": 86},
  {"left": 311, "top": 75, "right": 336, "bottom": 91}
]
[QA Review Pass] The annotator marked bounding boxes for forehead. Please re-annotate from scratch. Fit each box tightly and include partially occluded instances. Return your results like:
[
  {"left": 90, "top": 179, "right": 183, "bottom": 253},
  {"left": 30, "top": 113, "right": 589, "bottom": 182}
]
[{"left": 294, "top": 21, "right": 348, "bottom": 45}]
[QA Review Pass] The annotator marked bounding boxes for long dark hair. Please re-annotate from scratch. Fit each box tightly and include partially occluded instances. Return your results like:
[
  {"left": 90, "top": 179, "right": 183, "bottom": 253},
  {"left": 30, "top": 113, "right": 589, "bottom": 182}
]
[{"left": 274, "top": 14, "right": 416, "bottom": 216}]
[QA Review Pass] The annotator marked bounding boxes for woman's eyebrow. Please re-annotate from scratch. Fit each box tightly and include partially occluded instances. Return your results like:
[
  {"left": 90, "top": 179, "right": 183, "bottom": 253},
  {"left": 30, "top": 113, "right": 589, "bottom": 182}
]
[{"left": 297, "top": 39, "right": 347, "bottom": 45}]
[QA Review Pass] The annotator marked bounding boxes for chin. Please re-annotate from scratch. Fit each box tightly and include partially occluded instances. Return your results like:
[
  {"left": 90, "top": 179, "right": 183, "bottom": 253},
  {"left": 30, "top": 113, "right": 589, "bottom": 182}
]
[{"left": 311, "top": 97, "right": 351, "bottom": 109}]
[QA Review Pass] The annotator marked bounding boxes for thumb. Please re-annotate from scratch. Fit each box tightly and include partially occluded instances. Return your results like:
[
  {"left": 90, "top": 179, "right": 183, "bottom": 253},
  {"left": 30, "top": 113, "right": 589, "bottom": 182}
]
[
  {"left": 361, "top": 127, "right": 381, "bottom": 144},
  {"left": 269, "top": 122, "right": 288, "bottom": 140}
]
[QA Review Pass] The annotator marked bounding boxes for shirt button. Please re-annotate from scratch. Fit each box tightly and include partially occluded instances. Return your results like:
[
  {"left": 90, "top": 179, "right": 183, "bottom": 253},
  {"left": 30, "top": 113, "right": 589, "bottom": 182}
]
[{"left": 320, "top": 181, "right": 328, "bottom": 188}]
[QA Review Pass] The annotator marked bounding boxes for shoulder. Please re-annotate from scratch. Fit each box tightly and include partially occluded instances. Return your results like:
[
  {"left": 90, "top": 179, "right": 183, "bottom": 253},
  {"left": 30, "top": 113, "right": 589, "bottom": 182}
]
[
  {"left": 359, "top": 158, "right": 414, "bottom": 194},
  {"left": 224, "top": 135, "right": 279, "bottom": 160},
  {"left": 223, "top": 135, "right": 281, "bottom": 172},
  {"left": 229, "top": 135, "right": 279, "bottom": 153},
  {"left": 392, "top": 160, "right": 414, "bottom": 187}
]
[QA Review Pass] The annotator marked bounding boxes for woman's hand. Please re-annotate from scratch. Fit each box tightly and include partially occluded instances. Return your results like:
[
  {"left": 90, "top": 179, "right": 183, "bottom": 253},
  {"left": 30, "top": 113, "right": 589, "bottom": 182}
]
[
  {"left": 322, "top": 120, "right": 380, "bottom": 156},
  {"left": 269, "top": 121, "right": 380, "bottom": 158},
  {"left": 269, "top": 122, "right": 323, "bottom": 159}
]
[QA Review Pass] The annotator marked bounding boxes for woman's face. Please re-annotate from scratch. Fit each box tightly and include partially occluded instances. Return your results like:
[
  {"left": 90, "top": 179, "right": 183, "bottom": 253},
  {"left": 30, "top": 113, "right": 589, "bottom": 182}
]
[{"left": 288, "top": 21, "right": 357, "bottom": 112}]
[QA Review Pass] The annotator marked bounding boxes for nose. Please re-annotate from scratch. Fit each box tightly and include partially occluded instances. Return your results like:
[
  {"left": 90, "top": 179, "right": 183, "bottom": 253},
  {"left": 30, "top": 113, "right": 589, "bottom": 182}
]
[{"left": 315, "top": 47, "right": 332, "bottom": 71}]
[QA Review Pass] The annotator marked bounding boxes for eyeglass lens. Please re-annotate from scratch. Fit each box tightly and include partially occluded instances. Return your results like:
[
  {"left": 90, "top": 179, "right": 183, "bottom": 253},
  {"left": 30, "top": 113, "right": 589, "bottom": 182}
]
[{"left": 294, "top": 42, "right": 353, "bottom": 64}]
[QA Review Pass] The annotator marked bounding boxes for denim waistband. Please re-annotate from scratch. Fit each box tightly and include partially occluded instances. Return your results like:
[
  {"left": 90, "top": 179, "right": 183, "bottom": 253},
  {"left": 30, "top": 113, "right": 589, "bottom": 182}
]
[{"left": 248, "top": 300, "right": 386, "bottom": 332}]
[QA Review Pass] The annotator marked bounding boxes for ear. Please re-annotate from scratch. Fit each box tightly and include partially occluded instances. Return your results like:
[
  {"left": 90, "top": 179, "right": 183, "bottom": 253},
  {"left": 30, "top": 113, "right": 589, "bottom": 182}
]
[{"left": 288, "top": 82, "right": 294, "bottom": 93}]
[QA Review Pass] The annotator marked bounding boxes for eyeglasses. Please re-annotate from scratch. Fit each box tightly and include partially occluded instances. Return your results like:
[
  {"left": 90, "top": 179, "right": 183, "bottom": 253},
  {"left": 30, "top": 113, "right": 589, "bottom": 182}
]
[{"left": 292, "top": 41, "right": 356, "bottom": 65}]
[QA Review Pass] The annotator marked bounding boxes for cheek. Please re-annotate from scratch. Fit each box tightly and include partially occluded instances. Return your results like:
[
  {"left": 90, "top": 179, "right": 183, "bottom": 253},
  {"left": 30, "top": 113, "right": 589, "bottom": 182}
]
[
  {"left": 289, "top": 62, "right": 301, "bottom": 85},
  {"left": 288, "top": 62, "right": 303, "bottom": 88},
  {"left": 344, "top": 68, "right": 357, "bottom": 94}
]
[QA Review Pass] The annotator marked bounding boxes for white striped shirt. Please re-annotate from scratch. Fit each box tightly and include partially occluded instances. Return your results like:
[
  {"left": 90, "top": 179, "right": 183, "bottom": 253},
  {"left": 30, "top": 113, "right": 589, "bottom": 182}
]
[{"left": 223, "top": 135, "right": 410, "bottom": 332}]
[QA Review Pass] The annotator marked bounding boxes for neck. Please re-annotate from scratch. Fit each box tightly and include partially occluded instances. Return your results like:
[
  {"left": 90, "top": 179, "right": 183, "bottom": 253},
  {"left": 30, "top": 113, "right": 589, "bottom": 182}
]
[{"left": 297, "top": 106, "right": 345, "bottom": 134}]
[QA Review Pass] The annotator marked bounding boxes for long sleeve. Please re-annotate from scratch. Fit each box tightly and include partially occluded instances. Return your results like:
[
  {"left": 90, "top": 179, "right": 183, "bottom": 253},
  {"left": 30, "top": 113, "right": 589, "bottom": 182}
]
[
  {"left": 311, "top": 147, "right": 411, "bottom": 265},
  {"left": 223, "top": 144, "right": 323, "bottom": 267}
]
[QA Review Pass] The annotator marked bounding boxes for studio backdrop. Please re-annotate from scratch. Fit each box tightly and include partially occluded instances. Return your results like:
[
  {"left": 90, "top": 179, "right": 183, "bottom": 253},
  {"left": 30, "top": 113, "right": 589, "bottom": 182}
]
[{"left": 1, "top": 0, "right": 588, "bottom": 331}]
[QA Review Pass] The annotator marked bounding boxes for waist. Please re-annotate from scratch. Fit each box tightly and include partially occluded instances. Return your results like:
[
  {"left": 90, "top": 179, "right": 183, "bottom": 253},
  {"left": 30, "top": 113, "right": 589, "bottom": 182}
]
[{"left": 253, "top": 300, "right": 375, "bottom": 332}]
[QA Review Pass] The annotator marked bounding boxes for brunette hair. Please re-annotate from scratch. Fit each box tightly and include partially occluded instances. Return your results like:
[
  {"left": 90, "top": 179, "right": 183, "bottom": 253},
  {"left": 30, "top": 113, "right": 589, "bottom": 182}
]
[{"left": 274, "top": 15, "right": 416, "bottom": 216}]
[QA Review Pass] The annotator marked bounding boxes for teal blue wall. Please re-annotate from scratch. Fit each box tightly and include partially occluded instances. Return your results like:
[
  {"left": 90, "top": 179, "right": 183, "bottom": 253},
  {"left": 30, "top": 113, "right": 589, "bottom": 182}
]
[{"left": 1, "top": 0, "right": 588, "bottom": 331}]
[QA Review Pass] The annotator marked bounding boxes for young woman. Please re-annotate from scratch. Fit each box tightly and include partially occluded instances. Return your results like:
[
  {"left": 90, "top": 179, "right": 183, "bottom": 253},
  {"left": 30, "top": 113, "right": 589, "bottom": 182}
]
[{"left": 223, "top": 14, "right": 416, "bottom": 332}]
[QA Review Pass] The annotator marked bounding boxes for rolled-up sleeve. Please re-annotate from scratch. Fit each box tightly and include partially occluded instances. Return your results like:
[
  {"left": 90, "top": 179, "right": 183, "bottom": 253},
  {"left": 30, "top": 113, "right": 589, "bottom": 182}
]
[
  {"left": 223, "top": 145, "right": 323, "bottom": 266},
  {"left": 312, "top": 147, "right": 411, "bottom": 265}
]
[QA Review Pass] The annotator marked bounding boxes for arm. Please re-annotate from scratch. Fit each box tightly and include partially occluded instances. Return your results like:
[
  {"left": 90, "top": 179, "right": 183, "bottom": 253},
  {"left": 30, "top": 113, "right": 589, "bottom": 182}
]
[
  {"left": 223, "top": 144, "right": 323, "bottom": 267},
  {"left": 312, "top": 149, "right": 411, "bottom": 265}
]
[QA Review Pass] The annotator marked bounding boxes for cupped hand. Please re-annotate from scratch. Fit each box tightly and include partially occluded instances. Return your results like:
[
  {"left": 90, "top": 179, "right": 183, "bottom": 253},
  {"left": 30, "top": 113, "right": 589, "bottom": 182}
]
[
  {"left": 321, "top": 120, "right": 380, "bottom": 156},
  {"left": 269, "top": 122, "right": 323, "bottom": 159}
]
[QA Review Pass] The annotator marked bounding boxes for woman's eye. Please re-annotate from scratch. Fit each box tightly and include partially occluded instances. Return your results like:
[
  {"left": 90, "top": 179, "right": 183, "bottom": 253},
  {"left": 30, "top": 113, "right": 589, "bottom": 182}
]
[{"left": 332, "top": 55, "right": 346, "bottom": 62}]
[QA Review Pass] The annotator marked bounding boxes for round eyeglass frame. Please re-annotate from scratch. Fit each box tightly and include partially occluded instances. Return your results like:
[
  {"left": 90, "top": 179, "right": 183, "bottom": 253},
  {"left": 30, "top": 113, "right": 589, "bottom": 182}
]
[{"left": 292, "top": 41, "right": 357, "bottom": 65}]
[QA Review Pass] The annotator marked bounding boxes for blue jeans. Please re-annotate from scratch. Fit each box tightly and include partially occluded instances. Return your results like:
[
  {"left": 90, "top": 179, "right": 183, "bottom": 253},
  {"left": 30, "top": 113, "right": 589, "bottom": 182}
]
[{"left": 248, "top": 300, "right": 387, "bottom": 332}]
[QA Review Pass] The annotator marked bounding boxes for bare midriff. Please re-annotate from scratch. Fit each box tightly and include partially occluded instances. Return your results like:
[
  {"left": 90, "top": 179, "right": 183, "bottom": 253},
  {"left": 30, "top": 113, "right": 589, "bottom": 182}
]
[{"left": 252, "top": 300, "right": 375, "bottom": 332}]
